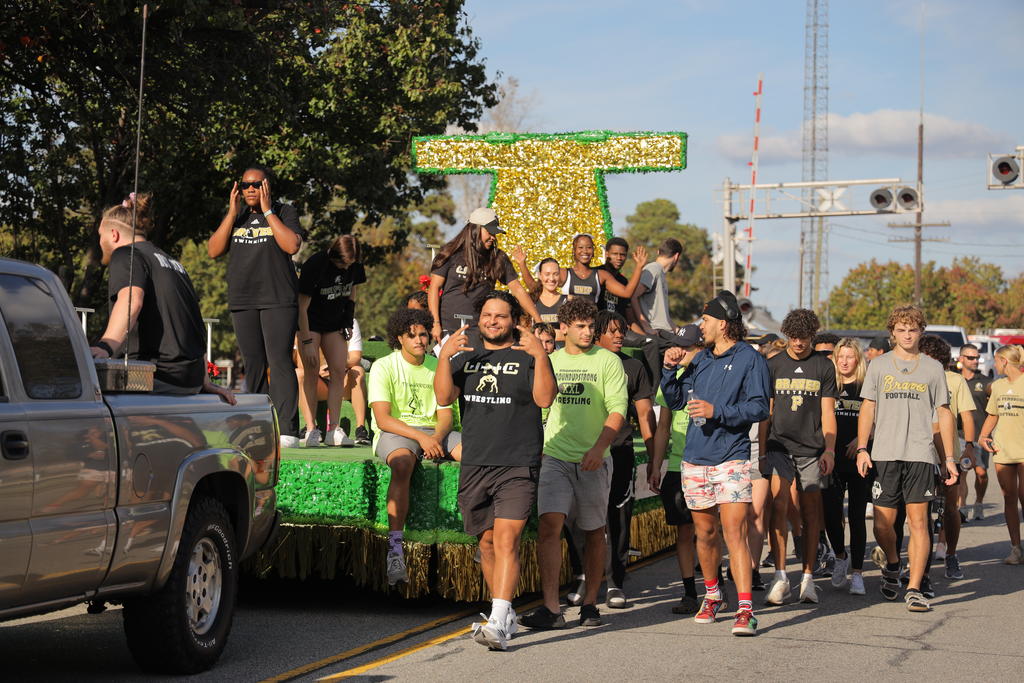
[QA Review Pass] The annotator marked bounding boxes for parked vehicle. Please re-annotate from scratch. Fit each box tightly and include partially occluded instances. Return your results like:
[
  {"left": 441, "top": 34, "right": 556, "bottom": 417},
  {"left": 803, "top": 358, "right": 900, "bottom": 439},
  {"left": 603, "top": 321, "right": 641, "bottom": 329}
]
[
  {"left": 0, "top": 258, "right": 280, "bottom": 674},
  {"left": 925, "top": 325, "right": 969, "bottom": 363}
]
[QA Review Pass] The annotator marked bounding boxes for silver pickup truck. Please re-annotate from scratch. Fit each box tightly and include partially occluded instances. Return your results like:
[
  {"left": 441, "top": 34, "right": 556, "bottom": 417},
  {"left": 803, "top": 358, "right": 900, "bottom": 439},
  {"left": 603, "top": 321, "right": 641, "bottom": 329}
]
[{"left": 0, "top": 257, "right": 280, "bottom": 674}]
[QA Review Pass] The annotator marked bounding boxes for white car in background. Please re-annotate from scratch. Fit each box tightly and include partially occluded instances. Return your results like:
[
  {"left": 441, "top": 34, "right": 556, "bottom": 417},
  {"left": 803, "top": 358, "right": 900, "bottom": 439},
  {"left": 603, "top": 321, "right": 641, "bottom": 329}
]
[
  {"left": 925, "top": 324, "right": 969, "bottom": 365},
  {"left": 967, "top": 335, "right": 1001, "bottom": 377}
]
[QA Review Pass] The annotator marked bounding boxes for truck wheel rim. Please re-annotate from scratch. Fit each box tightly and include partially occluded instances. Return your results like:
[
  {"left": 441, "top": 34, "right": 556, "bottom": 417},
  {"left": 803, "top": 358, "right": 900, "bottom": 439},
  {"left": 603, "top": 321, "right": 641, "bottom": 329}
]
[{"left": 187, "top": 537, "right": 222, "bottom": 635}]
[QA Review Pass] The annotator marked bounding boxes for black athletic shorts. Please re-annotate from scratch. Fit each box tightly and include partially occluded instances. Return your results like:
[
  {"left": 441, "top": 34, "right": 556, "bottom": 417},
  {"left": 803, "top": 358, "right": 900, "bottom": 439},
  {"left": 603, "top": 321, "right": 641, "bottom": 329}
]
[
  {"left": 871, "top": 461, "right": 939, "bottom": 508},
  {"left": 659, "top": 471, "right": 693, "bottom": 526},
  {"left": 458, "top": 464, "right": 539, "bottom": 537}
]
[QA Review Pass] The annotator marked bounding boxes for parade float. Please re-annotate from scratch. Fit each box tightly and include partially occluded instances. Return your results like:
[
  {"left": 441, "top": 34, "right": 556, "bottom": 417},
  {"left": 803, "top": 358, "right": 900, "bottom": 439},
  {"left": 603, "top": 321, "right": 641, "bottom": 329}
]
[{"left": 245, "top": 131, "right": 687, "bottom": 601}]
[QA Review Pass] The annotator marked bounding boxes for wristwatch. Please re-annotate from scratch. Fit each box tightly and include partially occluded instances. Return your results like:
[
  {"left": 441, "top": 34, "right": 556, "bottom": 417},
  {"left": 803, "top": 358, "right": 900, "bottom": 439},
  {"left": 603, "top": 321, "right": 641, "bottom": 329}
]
[
  {"left": 94, "top": 340, "right": 114, "bottom": 356},
  {"left": 855, "top": 447, "right": 869, "bottom": 455}
]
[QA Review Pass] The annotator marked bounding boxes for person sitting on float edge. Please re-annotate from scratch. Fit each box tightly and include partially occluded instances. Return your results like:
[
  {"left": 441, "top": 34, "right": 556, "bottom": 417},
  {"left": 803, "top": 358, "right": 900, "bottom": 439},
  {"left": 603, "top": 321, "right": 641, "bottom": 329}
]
[
  {"left": 368, "top": 307, "right": 463, "bottom": 586},
  {"left": 92, "top": 193, "right": 234, "bottom": 404}
]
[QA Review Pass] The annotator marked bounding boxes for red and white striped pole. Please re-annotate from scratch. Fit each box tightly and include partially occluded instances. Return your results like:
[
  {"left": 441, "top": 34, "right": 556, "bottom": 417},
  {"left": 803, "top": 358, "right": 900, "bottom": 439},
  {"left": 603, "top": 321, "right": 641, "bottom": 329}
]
[{"left": 744, "top": 74, "right": 763, "bottom": 298}]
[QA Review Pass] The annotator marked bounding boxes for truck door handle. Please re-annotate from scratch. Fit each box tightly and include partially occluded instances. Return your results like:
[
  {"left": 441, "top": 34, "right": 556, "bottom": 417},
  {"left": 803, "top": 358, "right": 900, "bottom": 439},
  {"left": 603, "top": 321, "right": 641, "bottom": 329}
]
[{"left": 2, "top": 431, "right": 29, "bottom": 460}]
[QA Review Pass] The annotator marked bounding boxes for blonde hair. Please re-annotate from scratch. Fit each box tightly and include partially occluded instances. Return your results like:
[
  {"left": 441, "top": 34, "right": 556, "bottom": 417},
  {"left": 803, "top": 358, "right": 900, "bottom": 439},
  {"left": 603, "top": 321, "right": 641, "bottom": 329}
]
[
  {"left": 833, "top": 337, "right": 866, "bottom": 384},
  {"left": 995, "top": 344, "right": 1024, "bottom": 369},
  {"left": 760, "top": 338, "right": 787, "bottom": 359},
  {"left": 101, "top": 192, "right": 154, "bottom": 239}
]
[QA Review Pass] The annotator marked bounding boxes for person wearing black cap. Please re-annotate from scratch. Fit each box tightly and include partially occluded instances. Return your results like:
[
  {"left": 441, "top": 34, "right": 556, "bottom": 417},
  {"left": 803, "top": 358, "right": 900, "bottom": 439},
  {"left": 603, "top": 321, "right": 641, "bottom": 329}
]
[
  {"left": 427, "top": 208, "right": 541, "bottom": 342},
  {"left": 661, "top": 290, "right": 770, "bottom": 636},
  {"left": 866, "top": 336, "right": 890, "bottom": 362}
]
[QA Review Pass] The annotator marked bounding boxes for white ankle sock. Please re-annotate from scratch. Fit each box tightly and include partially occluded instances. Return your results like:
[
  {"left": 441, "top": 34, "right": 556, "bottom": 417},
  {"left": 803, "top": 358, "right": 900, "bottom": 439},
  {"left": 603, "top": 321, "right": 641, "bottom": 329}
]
[
  {"left": 490, "top": 598, "right": 511, "bottom": 624},
  {"left": 774, "top": 570, "right": 787, "bottom": 583},
  {"left": 802, "top": 572, "right": 814, "bottom": 584}
]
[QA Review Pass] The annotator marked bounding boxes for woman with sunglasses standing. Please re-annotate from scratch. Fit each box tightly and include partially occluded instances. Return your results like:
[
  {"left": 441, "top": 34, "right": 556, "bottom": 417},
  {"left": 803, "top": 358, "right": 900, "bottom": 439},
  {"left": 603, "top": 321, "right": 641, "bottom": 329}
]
[
  {"left": 978, "top": 345, "right": 1024, "bottom": 564},
  {"left": 296, "top": 235, "right": 365, "bottom": 447},
  {"left": 208, "top": 165, "right": 305, "bottom": 448}
]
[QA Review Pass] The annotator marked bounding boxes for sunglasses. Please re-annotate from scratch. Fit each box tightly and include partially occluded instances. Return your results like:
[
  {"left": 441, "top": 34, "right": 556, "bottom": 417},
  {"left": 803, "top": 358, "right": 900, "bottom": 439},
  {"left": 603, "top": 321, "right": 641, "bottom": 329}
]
[
  {"left": 961, "top": 355, "right": 980, "bottom": 360},
  {"left": 239, "top": 181, "right": 263, "bottom": 190}
]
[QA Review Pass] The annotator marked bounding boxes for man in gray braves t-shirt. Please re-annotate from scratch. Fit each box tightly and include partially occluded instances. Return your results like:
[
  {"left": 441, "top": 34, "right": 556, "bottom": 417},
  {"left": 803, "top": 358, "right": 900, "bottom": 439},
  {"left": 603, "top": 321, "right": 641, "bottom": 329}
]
[{"left": 856, "top": 305, "right": 957, "bottom": 614}]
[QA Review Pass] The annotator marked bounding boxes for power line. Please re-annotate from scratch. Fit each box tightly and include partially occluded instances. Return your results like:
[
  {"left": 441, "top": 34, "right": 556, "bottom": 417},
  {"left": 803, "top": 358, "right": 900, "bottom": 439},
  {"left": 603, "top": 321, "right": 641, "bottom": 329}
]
[{"left": 830, "top": 222, "right": 1024, "bottom": 248}]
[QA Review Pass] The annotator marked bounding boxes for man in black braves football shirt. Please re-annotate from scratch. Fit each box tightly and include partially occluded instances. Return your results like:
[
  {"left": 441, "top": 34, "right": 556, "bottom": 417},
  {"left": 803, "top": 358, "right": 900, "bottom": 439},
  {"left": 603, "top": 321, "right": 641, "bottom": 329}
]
[
  {"left": 760, "top": 308, "right": 837, "bottom": 607},
  {"left": 435, "top": 290, "right": 556, "bottom": 651}
]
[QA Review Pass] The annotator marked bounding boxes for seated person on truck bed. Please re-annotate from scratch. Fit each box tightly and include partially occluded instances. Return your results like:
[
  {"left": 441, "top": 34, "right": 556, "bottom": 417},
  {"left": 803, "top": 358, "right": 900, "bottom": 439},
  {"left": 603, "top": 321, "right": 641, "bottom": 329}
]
[{"left": 90, "top": 193, "right": 233, "bottom": 403}]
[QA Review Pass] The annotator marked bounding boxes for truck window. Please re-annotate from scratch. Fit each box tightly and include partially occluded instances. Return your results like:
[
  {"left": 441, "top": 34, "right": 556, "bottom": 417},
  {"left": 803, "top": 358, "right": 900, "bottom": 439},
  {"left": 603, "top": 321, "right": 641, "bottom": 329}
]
[{"left": 0, "top": 274, "right": 82, "bottom": 399}]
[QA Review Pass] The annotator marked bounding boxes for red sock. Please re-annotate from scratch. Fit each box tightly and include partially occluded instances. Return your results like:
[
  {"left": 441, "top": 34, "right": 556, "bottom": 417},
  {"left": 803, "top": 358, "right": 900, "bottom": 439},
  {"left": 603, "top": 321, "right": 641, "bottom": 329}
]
[
  {"left": 704, "top": 578, "right": 721, "bottom": 596},
  {"left": 738, "top": 592, "right": 753, "bottom": 611}
]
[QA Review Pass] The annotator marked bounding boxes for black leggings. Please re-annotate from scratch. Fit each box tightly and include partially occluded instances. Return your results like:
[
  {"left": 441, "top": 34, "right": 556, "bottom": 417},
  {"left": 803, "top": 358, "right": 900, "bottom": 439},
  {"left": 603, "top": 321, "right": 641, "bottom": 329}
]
[
  {"left": 232, "top": 306, "right": 299, "bottom": 437},
  {"left": 822, "top": 467, "right": 873, "bottom": 570}
]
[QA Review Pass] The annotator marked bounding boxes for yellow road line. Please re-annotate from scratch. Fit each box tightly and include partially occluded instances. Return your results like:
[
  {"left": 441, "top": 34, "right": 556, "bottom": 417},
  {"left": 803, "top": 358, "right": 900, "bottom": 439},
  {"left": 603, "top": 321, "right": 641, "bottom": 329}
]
[
  {"left": 256, "top": 606, "right": 481, "bottom": 683},
  {"left": 281, "top": 548, "right": 673, "bottom": 681},
  {"left": 317, "top": 625, "right": 475, "bottom": 681}
]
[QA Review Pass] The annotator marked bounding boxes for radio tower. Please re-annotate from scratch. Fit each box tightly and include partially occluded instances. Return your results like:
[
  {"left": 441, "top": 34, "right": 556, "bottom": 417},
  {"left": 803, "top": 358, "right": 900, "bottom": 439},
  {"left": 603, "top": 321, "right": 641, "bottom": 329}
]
[{"left": 799, "top": 0, "right": 829, "bottom": 312}]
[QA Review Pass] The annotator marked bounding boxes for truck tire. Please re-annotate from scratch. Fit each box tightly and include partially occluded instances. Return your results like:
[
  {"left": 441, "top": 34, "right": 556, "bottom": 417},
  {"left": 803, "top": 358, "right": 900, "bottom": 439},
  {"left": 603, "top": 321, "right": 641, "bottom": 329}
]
[{"left": 122, "top": 496, "right": 239, "bottom": 674}]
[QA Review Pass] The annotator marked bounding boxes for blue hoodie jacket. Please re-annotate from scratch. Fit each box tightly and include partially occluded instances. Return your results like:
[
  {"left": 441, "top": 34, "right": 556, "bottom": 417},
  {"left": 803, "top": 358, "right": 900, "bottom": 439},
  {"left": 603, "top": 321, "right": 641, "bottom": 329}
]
[{"left": 661, "top": 341, "right": 770, "bottom": 466}]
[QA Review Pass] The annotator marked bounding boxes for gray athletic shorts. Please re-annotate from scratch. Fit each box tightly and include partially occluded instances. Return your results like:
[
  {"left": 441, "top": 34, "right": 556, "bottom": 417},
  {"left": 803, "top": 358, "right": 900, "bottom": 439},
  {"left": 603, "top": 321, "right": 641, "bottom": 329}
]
[
  {"left": 375, "top": 426, "right": 461, "bottom": 462},
  {"left": 750, "top": 452, "right": 765, "bottom": 482},
  {"left": 766, "top": 451, "right": 825, "bottom": 492},
  {"left": 537, "top": 455, "right": 611, "bottom": 531}
]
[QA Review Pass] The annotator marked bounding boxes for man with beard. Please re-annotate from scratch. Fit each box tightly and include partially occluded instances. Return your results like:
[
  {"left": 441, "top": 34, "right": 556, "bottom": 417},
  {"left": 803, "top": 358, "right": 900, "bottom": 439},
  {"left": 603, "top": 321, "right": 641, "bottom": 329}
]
[
  {"left": 661, "top": 290, "right": 770, "bottom": 636},
  {"left": 436, "top": 291, "right": 556, "bottom": 650},
  {"left": 518, "top": 298, "right": 627, "bottom": 630}
]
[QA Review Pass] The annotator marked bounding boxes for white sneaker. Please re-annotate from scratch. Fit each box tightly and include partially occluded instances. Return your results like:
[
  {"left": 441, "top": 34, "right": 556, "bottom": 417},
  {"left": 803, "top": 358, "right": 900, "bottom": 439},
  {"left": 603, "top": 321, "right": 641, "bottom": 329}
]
[
  {"left": 974, "top": 503, "right": 985, "bottom": 520},
  {"left": 473, "top": 616, "right": 508, "bottom": 651},
  {"left": 1005, "top": 544, "right": 1024, "bottom": 565},
  {"left": 505, "top": 607, "right": 518, "bottom": 637},
  {"left": 567, "top": 576, "right": 585, "bottom": 606},
  {"left": 765, "top": 577, "right": 791, "bottom": 605},
  {"left": 386, "top": 550, "right": 408, "bottom": 585},
  {"left": 831, "top": 554, "right": 850, "bottom": 588},
  {"left": 934, "top": 542, "right": 946, "bottom": 562},
  {"left": 304, "top": 428, "right": 322, "bottom": 448},
  {"left": 324, "top": 427, "right": 355, "bottom": 447},
  {"left": 280, "top": 434, "right": 300, "bottom": 449},
  {"left": 799, "top": 579, "right": 819, "bottom": 604},
  {"left": 849, "top": 573, "right": 866, "bottom": 595},
  {"left": 865, "top": 503, "right": 874, "bottom": 519}
]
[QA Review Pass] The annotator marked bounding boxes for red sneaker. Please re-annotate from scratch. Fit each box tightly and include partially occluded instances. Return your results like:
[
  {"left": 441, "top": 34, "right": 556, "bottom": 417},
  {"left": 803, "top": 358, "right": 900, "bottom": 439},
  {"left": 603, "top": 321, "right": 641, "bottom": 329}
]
[
  {"left": 731, "top": 608, "right": 758, "bottom": 636},
  {"left": 693, "top": 596, "right": 727, "bottom": 624}
]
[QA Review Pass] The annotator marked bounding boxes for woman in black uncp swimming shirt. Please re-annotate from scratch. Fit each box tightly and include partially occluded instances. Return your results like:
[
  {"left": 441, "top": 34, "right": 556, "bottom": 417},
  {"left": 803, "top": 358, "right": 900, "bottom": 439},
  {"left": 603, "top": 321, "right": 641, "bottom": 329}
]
[{"left": 297, "top": 234, "right": 365, "bottom": 448}]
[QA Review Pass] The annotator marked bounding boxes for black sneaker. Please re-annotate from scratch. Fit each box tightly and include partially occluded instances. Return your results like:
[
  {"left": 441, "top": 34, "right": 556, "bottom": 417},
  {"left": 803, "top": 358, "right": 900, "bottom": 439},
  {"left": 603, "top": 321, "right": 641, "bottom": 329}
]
[
  {"left": 672, "top": 595, "right": 700, "bottom": 614},
  {"left": 354, "top": 425, "right": 371, "bottom": 446},
  {"left": 752, "top": 571, "right": 766, "bottom": 591},
  {"left": 517, "top": 606, "right": 566, "bottom": 630},
  {"left": 579, "top": 603, "right": 602, "bottom": 627}
]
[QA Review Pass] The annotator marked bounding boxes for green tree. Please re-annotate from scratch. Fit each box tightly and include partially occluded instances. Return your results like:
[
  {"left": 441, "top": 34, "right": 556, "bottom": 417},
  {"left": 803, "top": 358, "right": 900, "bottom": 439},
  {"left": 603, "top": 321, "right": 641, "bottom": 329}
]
[
  {"left": 177, "top": 240, "right": 235, "bottom": 361},
  {"left": 0, "top": 1, "right": 496, "bottom": 311},
  {"left": 623, "top": 199, "right": 715, "bottom": 324}
]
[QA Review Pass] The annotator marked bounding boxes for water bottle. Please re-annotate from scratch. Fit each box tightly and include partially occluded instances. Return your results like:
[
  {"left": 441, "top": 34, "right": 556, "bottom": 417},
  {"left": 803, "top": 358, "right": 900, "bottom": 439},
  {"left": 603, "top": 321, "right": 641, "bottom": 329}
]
[
  {"left": 689, "top": 389, "right": 706, "bottom": 427},
  {"left": 959, "top": 455, "right": 973, "bottom": 471}
]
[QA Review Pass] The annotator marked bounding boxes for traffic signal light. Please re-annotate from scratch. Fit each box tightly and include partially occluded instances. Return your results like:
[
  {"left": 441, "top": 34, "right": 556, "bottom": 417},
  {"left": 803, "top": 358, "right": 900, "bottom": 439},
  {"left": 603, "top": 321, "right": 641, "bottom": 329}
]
[
  {"left": 869, "top": 186, "right": 920, "bottom": 212},
  {"left": 988, "top": 150, "right": 1024, "bottom": 189}
]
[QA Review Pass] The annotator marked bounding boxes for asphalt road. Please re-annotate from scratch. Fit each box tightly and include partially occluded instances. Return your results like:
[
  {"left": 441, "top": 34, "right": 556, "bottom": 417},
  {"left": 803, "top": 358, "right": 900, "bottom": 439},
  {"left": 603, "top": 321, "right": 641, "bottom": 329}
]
[{"left": 3, "top": 483, "right": 1021, "bottom": 682}]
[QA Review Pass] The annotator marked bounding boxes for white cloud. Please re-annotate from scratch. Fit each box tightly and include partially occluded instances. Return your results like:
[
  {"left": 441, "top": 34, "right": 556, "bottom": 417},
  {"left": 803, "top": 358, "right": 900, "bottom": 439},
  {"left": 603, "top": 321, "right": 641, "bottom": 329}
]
[{"left": 717, "top": 109, "right": 1012, "bottom": 165}]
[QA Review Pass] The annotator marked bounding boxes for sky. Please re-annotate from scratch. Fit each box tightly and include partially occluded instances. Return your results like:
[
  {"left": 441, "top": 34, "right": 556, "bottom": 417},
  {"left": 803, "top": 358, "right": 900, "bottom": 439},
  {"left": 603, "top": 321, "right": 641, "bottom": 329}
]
[{"left": 459, "top": 0, "right": 1024, "bottom": 318}]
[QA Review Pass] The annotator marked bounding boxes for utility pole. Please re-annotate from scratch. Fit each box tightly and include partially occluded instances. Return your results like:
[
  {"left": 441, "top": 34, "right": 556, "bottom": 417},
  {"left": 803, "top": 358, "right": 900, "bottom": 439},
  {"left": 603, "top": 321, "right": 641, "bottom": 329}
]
[{"left": 723, "top": 178, "right": 738, "bottom": 293}]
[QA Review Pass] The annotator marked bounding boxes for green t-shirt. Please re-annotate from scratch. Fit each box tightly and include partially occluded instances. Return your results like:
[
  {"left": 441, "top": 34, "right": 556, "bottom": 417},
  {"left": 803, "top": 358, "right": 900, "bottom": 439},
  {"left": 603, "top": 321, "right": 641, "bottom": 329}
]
[
  {"left": 656, "top": 370, "right": 690, "bottom": 472},
  {"left": 367, "top": 351, "right": 448, "bottom": 449},
  {"left": 544, "top": 345, "right": 627, "bottom": 463}
]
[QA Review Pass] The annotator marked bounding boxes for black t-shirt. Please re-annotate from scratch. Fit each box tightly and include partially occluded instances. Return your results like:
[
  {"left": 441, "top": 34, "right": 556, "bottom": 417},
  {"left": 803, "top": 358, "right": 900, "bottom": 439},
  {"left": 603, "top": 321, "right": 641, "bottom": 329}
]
[
  {"left": 431, "top": 249, "right": 517, "bottom": 334},
  {"left": 600, "top": 264, "right": 630, "bottom": 316},
  {"left": 298, "top": 252, "right": 366, "bottom": 331},
  {"left": 834, "top": 381, "right": 863, "bottom": 472},
  {"left": 107, "top": 242, "right": 206, "bottom": 388},
  {"left": 767, "top": 350, "right": 839, "bottom": 457},
  {"left": 226, "top": 203, "right": 305, "bottom": 309},
  {"left": 962, "top": 372, "right": 993, "bottom": 436},
  {"left": 450, "top": 346, "right": 545, "bottom": 467},
  {"left": 612, "top": 351, "right": 654, "bottom": 446}
]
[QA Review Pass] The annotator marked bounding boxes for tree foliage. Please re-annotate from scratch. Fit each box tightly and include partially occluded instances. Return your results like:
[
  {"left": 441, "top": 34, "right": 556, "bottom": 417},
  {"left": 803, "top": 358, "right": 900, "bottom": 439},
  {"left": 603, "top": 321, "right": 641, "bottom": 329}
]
[
  {"left": 0, "top": 0, "right": 496, "bottom": 313},
  {"left": 827, "top": 257, "right": 1021, "bottom": 332},
  {"left": 623, "top": 198, "right": 715, "bottom": 324}
]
